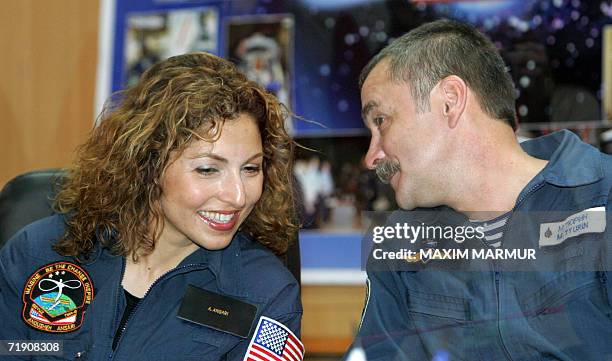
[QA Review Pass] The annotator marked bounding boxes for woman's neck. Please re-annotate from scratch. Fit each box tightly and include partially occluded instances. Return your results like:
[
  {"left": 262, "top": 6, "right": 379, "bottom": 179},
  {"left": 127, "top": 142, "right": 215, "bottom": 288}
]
[{"left": 122, "top": 238, "right": 199, "bottom": 297}]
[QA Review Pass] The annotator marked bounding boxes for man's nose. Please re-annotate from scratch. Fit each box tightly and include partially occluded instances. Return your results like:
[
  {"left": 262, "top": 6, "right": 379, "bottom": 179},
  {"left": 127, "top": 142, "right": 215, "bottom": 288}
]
[{"left": 364, "top": 136, "right": 386, "bottom": 170}]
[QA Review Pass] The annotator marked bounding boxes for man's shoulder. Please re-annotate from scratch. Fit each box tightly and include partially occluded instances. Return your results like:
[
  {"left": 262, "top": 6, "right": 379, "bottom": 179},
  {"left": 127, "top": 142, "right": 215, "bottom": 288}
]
[
  {"left": 599, "top": 151, "right": 612, "bottom": 177},
  {"left": 582, "top": 151, "right": 612, "bottom": 200}
]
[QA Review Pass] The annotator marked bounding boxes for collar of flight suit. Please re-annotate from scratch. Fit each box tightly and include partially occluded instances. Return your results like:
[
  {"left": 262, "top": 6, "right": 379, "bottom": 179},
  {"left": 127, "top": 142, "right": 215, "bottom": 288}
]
[
  {"left": 520, "top": 129, "right": 604, "bottom": 187},
  {"left": 175, "top": 231, "right": 248, "bottom": 298},
  {"left": 76, "top": 224, "right": 249, "bottom": 298}
]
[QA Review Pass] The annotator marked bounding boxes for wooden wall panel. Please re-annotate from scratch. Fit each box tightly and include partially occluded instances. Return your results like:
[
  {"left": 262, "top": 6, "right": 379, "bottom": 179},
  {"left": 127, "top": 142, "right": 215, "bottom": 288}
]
[
  {"left": 302, "top": 285, "right": 367, "bottom": 355},
  {"left": 0, "top": 0, "right": 99, "bottom": 188}
]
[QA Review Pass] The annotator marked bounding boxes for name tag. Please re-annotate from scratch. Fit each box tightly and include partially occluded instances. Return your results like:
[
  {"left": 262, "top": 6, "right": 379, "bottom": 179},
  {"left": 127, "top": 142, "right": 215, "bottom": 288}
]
[
  {"left": 539, "top": 206, "right": 606, "bottom": 247},
  {"left": 177, "top": 285, "right": 257, "bottom": 338}
]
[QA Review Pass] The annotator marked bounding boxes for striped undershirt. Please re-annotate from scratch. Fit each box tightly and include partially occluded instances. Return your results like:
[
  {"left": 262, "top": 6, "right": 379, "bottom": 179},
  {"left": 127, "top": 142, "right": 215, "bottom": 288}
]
[{"left": 468, "top": 212, "right": 511, "bottom": 248}]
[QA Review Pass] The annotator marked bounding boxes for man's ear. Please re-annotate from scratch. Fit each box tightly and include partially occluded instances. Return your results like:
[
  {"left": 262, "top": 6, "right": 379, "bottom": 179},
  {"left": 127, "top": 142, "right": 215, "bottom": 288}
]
[{"left": 439, "top": 75, "right": 467, "bottom": 129}]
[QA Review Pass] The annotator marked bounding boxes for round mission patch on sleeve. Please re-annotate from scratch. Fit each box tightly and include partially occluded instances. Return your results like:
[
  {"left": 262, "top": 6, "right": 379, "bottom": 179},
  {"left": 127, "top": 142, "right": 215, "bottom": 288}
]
[{"left": 21, "top": 261, "right": 94, "bottom": 333}]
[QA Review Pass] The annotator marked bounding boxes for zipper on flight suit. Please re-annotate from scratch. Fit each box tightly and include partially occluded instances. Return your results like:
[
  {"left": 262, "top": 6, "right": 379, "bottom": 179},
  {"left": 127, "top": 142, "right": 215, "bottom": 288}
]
[
  {"left": 599, "top": 271, "right": 610, "bottom": 310},
  {"left": 492, "top": 181, "right": 545, "bottom": 361},
  {"left": 108, "top": 263, "right": 206, "bottom": 360},
  {"left": 494, "top": 269, "right": 513, "bottom": 361}
]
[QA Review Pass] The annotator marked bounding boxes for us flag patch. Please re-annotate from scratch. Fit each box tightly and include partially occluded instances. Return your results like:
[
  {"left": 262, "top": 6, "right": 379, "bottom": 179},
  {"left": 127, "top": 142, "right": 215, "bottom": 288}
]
[{"left": 243, "top": 316, "right": 305, "bottom": 361}]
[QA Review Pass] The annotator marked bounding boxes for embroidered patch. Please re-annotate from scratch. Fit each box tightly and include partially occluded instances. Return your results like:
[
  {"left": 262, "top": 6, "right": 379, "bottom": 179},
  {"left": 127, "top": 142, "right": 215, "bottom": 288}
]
[
  {"left": 243, "top": 316, "right": 304, "bottom": 361},
  {"left": 539, "top": 207, "right": 606, "bottom": 247},
  {"left": 22, "top": 261, "right": 94, "bottom": 333}
]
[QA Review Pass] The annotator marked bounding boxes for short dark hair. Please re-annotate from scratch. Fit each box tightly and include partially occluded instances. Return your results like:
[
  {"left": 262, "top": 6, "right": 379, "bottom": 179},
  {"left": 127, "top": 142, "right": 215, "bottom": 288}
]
[{"left": 360, "top": 19, "right": 517, "bottom": 128}]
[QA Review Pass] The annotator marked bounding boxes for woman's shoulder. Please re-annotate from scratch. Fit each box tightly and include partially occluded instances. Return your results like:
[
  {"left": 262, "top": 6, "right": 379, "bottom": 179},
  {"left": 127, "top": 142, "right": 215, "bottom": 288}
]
[
  {"left": 0, "top": 214, "right": 67, "bottom": 264},
  {"left": 234, "top": 233, "right": 297, "bottom": 281},
  {"left": 229, "top": 233, "right": 300, "bottom": 306}
]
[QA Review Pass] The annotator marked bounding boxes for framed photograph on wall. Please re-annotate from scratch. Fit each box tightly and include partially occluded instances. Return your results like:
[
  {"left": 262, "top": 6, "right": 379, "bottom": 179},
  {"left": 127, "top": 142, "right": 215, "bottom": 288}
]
[
  {"left": 99, "top": 0, "right": 223, "bottom": 100},
  {"left": 225, "top": 14, "right": 295, "bottom": 133},
  {"left": 123, "top": 7, "right": 219, "bottom": 87}
]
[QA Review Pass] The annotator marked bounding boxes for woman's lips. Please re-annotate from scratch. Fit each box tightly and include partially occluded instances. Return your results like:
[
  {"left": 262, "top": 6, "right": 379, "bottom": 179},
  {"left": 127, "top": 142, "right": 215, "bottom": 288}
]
[{"left": 197, "top": 211, "right": 240, "bottom": 231}]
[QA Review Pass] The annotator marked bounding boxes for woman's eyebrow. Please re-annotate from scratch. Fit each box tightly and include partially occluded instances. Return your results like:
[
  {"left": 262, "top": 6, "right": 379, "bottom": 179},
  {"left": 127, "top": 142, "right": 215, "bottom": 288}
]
[
  {"left": 245, "top": 152, "right": 264, "bottom": 162},
  {"left": 189, "top": 152, "right": 227, "bottom": 162},
  {"left": 189, "top": 152, "right": 264, "bottom": 163}
]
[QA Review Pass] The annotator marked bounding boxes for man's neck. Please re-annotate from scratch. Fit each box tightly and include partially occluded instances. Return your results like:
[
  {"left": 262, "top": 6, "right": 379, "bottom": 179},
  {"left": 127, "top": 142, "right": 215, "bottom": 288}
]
[{"left": 448, "top": 133, "right": 548, "bottom": 221}]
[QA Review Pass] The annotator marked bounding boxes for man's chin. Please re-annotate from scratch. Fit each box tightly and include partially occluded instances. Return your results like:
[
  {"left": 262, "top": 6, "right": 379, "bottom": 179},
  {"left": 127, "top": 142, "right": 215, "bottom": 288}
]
[
  {"left": 398, "top": 197, "right": 446, "bottom": 211},
  {"left": 395, "top": 195, "right": 416, "bottom": 211}
]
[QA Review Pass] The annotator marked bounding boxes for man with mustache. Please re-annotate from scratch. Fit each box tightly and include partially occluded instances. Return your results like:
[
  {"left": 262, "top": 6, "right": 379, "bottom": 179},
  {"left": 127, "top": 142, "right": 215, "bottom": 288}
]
[{"left": 349, "top": 19, "right": 612, "bottom": 360}]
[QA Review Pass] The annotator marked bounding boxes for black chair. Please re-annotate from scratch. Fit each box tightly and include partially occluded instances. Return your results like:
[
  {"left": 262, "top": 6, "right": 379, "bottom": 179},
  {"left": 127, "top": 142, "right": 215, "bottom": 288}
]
[
  {"left": 0, "top": 169, "right": 66, "bottom": 249},
  {"left": 0, "top": 169, "right": 300, "bottom": 283},
  {"left": 282, "top": 232, "right": 301, "bottom": 285}
]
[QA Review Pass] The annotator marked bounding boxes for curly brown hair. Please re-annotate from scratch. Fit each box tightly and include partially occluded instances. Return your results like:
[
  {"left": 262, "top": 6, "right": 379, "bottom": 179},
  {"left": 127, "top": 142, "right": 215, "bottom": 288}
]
[{"left": 54, "top": 52, "right": 297, "bottom": 259}]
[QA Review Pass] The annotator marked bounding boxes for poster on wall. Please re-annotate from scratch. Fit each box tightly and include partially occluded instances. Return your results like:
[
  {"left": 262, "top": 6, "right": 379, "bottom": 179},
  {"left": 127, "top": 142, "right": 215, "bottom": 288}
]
[
  {"left": 123, "top": 7, "right": 219, "bottom": 87},
  {"left": 226, "top": 14, "right": 295, "bottom": 133},
  {"left": 99, "top": 0, "right": 223, "bottom": 101},
  {"left": 96, "top": 0, "right": 363, "bottom": 136}
]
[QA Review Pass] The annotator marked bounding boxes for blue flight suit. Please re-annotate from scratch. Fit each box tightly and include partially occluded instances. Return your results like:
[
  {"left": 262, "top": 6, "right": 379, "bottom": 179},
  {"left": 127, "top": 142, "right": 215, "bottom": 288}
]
[
  {"left": 353, "top": 130, "right": 612, "bottom": 360},
  {"left": 0, "top": 214, "right": 302, "bottom": 360}
]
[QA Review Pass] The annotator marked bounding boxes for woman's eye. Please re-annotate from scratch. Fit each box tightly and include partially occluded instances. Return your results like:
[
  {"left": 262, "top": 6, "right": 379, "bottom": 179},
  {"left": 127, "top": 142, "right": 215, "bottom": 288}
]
[
  {"left": 243, "top": 165, "right": 261, "bottom": 175},
  {"left": 196, "top": 167, "right": 218, "bottom": 176}
]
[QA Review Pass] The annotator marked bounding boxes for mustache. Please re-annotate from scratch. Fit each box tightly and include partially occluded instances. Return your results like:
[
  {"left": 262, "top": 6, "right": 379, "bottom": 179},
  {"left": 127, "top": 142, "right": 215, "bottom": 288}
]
[{"left": 375, "top": 159, "right": 401, "bottom": 184}]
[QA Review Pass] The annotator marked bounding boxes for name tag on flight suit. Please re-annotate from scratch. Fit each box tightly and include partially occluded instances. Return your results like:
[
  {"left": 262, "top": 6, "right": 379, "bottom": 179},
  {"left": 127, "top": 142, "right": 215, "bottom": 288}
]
[
  {"left": 539, "top": 206, "right": 606, "bottom": 247},
  {"left": 177, "top": 285, "right": 257, "bottom": 338}
]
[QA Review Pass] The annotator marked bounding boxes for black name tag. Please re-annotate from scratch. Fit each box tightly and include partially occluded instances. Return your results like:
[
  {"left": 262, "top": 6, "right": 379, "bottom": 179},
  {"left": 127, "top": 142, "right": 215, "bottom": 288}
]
[{"left": 177, "top": 285, "right": 257, "bottom": 338}]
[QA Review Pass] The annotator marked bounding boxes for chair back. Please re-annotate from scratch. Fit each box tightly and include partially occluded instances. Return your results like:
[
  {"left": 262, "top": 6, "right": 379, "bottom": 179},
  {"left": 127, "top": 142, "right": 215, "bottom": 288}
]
[{"left": 0, "top": 169, "right": 66, "bottom": 248}]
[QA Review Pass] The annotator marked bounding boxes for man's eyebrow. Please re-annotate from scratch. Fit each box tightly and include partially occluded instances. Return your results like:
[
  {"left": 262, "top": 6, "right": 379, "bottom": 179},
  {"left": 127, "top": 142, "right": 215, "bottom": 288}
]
[{"left": 361, "top": 100, "right": 379, "bottom": 121}]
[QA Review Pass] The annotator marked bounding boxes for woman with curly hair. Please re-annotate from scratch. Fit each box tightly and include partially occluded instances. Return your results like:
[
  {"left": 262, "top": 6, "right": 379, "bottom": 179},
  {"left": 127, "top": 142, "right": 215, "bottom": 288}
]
[{"left": 0, "top": 52, "right": 303, "bottom": 360}]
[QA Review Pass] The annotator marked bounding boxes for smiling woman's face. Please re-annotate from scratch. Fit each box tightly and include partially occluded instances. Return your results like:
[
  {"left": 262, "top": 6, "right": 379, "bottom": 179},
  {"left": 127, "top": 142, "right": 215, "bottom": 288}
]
[{"left": 158, "top": 113, "right": 264, "bottom": 250}]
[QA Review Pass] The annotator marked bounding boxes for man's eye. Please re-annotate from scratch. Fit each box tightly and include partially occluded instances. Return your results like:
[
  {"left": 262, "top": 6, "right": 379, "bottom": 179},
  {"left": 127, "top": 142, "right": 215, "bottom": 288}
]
[
  {"left": 196, "top": 167, "right": 218, "bottom": 176},
  {"left": 373, "top": 116, "right": 385, "bottom": 127}
]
